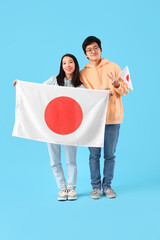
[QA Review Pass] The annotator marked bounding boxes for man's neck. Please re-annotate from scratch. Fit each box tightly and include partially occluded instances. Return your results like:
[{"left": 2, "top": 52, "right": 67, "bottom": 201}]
[{"left": 89, "top": 59, "right": 102, "bottom": 67}]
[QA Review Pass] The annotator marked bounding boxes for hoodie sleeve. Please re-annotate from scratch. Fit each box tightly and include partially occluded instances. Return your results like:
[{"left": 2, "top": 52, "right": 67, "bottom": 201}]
[
  {"left": 114, "top": 65, "right": 129, "bottom": 96},
  {"left": 80, "top": 71, "right": 93, "bottom": 89}
]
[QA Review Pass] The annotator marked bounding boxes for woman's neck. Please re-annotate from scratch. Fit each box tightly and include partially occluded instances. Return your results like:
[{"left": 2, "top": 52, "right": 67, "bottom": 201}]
[{"left": 65, "top": 74, "right": 73, "bottom": 80}]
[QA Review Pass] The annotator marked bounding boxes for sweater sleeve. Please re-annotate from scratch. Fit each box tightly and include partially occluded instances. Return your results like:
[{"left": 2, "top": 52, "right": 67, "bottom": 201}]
[
  {"left": 43, "top": 76, "right": 57, "bottom": 85},
  {"left": 78, "top": 84, "right": 86, "bottom": 89},
  {"left": 114, "top": 64, "right": 129, "bottom": 96}
]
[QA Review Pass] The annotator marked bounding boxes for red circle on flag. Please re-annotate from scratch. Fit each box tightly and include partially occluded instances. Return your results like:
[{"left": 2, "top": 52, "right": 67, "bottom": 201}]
[
  {"left": 44, "top": 96, "right": 83, "bottom": 135},
  {"left": 126, "top": 74, "right": 129, "bottom": 82}
]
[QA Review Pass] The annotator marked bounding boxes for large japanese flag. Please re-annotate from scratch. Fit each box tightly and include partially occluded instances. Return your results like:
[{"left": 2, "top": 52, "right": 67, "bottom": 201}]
[
  {"left": 12, "top": 80, "right": 109, "bottom": 147},
  {"left": 119, "top": 66, "right": 133, "bottom": 90}
]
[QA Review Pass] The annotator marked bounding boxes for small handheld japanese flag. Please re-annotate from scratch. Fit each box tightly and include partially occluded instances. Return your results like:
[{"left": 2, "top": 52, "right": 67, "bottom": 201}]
[
  {"left": 12, "top": 80, "right": 109, "bottom": 147},
  {"left": 119, "top": 66, "right": 133, "bottom": 90}
]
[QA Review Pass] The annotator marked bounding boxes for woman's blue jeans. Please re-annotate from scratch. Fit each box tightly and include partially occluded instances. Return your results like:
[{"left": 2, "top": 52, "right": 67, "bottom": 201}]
[
  {"left": 89, "top": 124, "right": 120, "bottom": 189},
  {"left": 47, "top": 143, "right": 77, "bottom": 189}
]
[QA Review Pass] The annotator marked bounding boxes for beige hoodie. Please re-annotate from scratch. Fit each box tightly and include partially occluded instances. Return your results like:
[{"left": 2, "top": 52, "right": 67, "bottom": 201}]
[{"left": 80, "top": 58, "right": 129, "bottom": 124}]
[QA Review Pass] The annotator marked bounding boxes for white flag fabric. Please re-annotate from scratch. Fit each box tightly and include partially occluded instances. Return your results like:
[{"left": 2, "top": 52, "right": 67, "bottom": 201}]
[
  {"left": 119, "top": 66, "right": 133, "bottom": 90},
  {"left": 12, "top": 80, "right": 109, "bottom": 147}
]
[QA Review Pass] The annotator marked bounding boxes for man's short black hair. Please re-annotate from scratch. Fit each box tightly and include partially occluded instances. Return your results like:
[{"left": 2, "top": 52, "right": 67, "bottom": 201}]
[{"left": 82, "top": 36, "right": 102, "bottom": 54}]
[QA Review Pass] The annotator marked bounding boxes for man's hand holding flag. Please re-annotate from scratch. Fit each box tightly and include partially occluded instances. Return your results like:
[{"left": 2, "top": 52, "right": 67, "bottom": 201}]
[{"left": 118, "top": 66, "right": 133, "bottom": 90}]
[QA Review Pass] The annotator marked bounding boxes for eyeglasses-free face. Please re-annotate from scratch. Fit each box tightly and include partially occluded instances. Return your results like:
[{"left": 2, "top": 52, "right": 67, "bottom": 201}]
[
  {"left": 62, "top": 56, "right": 75, "bottom": 79},
  {"left": 85, "top": 42, "right": 102, "bottom": 62}
]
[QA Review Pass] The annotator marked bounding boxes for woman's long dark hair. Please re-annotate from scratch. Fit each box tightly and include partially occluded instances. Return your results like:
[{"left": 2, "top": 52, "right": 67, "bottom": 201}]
[{"left": 57, "top": 54, "right": 82, "bottom": 87}]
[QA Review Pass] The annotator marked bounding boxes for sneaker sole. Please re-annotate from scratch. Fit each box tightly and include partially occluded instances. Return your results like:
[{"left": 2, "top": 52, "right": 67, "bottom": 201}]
[
  {"left": 90, "top": 195, "right": 101, "bottom": 199},
  {"left": 58, "top": 197, "right": 68, "bottom": 201},
  {"left": 103, "top": 193, "right": 116, "bottom": 199},
  {"left": 68, "top": 196, "right": 77, "bottom": 201}
]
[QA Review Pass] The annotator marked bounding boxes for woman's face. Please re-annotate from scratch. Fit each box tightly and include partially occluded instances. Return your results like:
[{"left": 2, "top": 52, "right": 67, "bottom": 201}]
[{"left": 62, "top": 56, "right": 75, "bottom": 78}]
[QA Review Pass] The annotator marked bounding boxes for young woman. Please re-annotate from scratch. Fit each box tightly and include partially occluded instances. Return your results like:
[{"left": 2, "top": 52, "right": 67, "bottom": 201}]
[{"left": 13, "top": 54, "right": 85, "bottom": 201}]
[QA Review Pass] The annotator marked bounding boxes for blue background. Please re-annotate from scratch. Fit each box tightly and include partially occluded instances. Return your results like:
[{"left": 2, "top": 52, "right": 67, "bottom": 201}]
[{"left": 1, "top": 0, "right": 160, "bottom": 239}]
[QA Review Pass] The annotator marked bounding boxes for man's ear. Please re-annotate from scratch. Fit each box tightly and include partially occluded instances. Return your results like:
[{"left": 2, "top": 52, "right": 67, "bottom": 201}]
[{"left": 84, "top": 53, "right": 89, "bottom": 60}]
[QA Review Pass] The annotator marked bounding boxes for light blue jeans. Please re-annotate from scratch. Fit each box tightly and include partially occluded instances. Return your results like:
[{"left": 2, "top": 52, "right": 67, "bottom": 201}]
[
  {"left": 89, "top": 124, "right": 120, "bottom": 189},
  {"left": 47, "top": 143, "right": 77, "bottom": 189}
]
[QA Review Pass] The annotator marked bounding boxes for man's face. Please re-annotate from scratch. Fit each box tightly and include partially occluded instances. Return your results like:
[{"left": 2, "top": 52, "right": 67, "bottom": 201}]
[{"left": 85, "top": 42, "right": 102, "bottom": 61}]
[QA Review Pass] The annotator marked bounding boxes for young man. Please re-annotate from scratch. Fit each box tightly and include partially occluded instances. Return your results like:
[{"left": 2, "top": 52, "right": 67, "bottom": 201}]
[{"left": 80, "top": 36, "right": 129, "bottom": 199}]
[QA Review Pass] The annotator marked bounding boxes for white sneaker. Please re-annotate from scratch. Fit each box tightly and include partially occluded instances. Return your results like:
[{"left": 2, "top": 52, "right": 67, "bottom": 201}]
[
  {"left": 58, "top": 188, "right": 68, "bottom": 201},
  {"left": 67, "top": 188, "right": 77, "bottom": 200}
]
